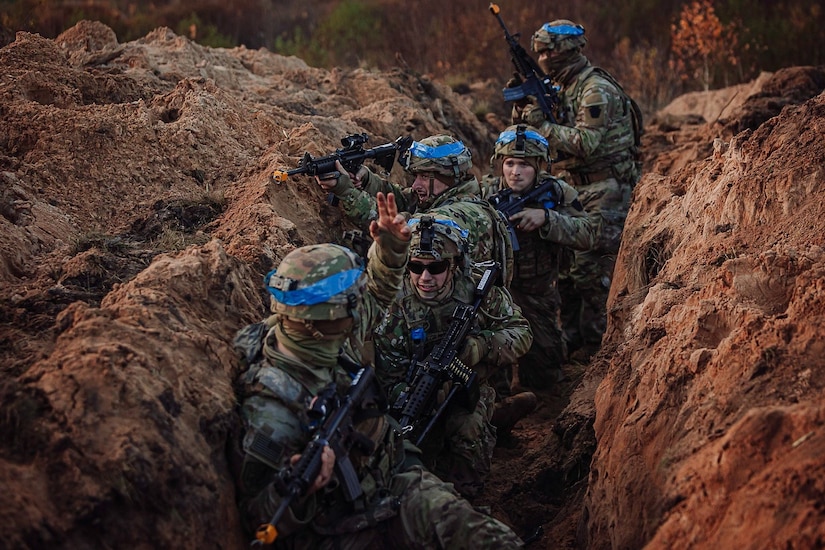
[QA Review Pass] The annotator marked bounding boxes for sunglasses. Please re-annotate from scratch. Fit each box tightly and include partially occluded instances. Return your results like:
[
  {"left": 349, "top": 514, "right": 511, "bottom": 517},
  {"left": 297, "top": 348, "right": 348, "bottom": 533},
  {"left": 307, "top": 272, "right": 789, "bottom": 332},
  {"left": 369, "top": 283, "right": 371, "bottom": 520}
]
[{"left": 408, "top": 259, "right": 451, "bottom": 275}]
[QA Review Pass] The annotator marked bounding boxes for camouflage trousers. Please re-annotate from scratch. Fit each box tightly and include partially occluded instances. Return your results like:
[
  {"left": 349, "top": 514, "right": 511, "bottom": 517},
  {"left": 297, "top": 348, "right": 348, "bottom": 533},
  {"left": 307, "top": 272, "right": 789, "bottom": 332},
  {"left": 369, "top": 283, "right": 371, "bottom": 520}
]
[
  {"left": 418, "top": 384, "right": 497, "bottom": 501},
  {"left": 560, "top": 177, "right": 630, "bottom": 352},
  {"left": 507, "top": 285, "right": 566, "bottom": 391},
  {"left": 268, "top": 465, "right": 523, "bottom": 549}
]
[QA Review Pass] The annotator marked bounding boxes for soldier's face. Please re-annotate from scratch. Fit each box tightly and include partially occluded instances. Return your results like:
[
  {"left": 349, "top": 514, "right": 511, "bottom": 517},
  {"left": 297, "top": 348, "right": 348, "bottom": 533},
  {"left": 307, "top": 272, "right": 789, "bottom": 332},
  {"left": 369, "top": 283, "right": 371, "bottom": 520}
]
[
  {"left": 411, "top": 172, "right": 450, "bottom": 202},
  {"left": 409, "top": 257, "right": 454, "bottom": 301},
  {"left": 502, "top": 157, "right": 536, "bottom": 193}
]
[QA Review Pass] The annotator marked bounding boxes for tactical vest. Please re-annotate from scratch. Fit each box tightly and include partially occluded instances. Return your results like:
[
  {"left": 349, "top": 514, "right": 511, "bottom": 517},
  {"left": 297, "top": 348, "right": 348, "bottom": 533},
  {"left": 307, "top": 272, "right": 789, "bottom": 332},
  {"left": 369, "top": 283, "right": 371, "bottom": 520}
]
[{"left": 512, "top": 220, "right": 562, "bottom": 295}]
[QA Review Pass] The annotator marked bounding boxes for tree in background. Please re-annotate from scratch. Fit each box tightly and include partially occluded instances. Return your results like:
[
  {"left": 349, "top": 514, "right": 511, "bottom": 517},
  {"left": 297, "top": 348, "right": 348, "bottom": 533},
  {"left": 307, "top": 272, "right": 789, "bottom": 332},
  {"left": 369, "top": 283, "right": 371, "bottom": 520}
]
[{"left": 670, "top": 0, "right": 740, "bottom": 91}]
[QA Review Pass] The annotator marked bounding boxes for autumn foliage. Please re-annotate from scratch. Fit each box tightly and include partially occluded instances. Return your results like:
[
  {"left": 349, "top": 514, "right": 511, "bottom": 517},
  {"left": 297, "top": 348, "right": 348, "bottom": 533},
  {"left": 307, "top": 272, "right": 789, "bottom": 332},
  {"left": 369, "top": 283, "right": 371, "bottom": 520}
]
[{"left": 670, "top": 0, "right": 741, "bottom": 91}]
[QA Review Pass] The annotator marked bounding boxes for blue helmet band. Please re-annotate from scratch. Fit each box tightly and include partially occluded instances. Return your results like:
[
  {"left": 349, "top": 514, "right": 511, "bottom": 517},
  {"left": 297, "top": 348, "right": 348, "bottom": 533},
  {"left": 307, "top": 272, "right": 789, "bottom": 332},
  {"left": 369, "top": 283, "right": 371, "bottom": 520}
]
[
  {"left": 496, "top": 129, "right": 548, "bottom": 148},
  {"left": 541, "top": 23, "right": 584, "bottom": 36},
  {"left": 265, "top": 267, "right": 365, "bottom": 306},
  {"left": 408, "top": 140, "right": 466, "bottom": 159}
]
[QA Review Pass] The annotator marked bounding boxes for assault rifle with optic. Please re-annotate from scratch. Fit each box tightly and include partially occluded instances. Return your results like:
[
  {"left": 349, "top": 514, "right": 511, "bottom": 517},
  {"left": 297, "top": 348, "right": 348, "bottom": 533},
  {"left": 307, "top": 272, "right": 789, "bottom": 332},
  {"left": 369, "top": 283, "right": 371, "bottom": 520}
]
[
  {"left": 252, "top": 367, "right": 377, "bottom": 546},
  {"left": 271, "top": 133, "right": 412, "bottom": 205},
  {"left": 487, "top": 178, "right": 562, "bottom": 251},
  {"left": 490, "top": 3, "right": 560, "bottom": 123}
]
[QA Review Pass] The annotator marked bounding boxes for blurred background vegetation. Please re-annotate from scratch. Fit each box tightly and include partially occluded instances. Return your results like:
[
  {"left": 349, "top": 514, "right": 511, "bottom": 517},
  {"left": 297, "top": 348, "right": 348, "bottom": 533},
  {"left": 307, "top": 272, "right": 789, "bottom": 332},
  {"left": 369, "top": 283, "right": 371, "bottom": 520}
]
[{"left": 2, "top": 0, "right": 823, "bottom": 114}]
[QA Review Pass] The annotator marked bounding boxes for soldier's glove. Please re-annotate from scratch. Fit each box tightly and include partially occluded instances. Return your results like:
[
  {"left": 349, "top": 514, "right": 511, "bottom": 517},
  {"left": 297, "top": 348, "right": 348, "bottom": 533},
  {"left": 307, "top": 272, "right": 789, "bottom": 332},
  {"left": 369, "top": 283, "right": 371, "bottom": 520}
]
[
  {"left": 521, "top": 104, "right": 548, "bottom": 128},
  {"left": 505, "top": 73, "right": 523, "bottom": 88},
  {"left": 436, "top": 380, "right": 453, "bottom": 405},
  {"left": 351, "top": 165, "right": 371, "bottom": 190},
  {"left": 459, "top": 335, "right": 490, "bottom": 368}
]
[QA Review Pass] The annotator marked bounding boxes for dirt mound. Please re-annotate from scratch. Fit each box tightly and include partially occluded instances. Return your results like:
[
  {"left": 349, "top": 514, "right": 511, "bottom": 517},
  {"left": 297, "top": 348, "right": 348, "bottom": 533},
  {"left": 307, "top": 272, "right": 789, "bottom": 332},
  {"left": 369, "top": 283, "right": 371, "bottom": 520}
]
[
  {"left": 583, "top": 69, "right": 825, "bottom": 548},
  {"left": 2, "top": 20, "right": 824, "bottom": 549}
]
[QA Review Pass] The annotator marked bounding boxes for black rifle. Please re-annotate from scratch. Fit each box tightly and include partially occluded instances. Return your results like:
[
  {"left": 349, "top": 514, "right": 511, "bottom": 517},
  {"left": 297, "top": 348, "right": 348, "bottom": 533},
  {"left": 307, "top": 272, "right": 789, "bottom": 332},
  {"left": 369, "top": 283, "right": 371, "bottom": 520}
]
[
  {"left": 391, "top": 264, "right": 500, "bottom": 447},
  {"left": 271, "top": 133, "right": 413, "bottom": 205},
  {"left": 253, "top": 367, "right": 376, "bottom": 546},
  {"left": 488, "top": 178, "right": 562, "bottom": 251},
  {"left": 489, "top": 3, "right": 559, "bottom": 123}
]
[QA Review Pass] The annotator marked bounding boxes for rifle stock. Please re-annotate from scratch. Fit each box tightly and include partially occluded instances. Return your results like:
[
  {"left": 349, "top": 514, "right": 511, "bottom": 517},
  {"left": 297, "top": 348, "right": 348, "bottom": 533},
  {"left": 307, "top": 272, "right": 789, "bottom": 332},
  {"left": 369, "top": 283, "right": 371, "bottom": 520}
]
[
  {"left": 489, "top": 3, "right": 559, "bottom": 123},
  {"left": 253, "top": 367, "right": 376, "bottom": 546},
  {"left": 391, "top": 265, "right": 500, "bottom": 446}
]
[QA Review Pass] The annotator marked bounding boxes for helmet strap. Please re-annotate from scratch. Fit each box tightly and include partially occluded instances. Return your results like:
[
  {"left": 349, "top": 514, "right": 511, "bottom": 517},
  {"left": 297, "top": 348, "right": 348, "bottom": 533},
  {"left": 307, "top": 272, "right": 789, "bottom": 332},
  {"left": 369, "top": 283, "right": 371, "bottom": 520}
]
[{"left": 451, "top": 157, "right": 460, "bottom": 185}]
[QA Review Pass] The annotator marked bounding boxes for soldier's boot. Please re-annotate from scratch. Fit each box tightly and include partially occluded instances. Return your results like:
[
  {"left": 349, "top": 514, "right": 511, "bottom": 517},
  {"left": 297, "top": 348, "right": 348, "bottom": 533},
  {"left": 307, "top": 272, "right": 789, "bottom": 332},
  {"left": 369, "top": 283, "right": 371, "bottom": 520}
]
[{"left": 491, "top": 392, "right": 538, "bottom": 434}]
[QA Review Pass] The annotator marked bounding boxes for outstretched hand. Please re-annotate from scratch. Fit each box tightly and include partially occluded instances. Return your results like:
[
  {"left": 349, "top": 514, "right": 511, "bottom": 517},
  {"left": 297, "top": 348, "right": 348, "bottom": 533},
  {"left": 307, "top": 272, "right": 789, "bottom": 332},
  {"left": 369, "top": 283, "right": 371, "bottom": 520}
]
[{"left": 369, "top": 192, "right": 410, "bottom": 242}]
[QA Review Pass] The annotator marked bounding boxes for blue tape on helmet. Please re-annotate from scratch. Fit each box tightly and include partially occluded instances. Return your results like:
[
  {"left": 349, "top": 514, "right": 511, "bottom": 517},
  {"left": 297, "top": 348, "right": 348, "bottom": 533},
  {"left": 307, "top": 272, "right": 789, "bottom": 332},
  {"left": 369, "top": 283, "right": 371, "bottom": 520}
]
[
  {"left": 541, "top": 23, "right": 584, "bottom": 36},
  {"left": 407, "top": 140, "right": 466, "bottom": 159},
  {"left": 407, "top": 217, "right": 469, "bottom": 239},
  {"left": 265, "top": 267, "right": 364, "bottom": 306},
  {"left": 495, "top": 129, "right": 548, "bottom": 148}
]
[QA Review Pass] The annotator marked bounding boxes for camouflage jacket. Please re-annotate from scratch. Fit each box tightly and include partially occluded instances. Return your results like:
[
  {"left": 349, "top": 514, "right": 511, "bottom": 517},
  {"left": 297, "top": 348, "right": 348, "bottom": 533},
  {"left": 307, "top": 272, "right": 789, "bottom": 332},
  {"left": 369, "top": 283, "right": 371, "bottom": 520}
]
[
  {"left": 330, "top": 171, "right": 514, "bottom": 285},
  {"left": 530, "top": 62, "right": 640, "bottom": 185},
  {"left": 233, "top": 234, "right": 410, "bottom": 538},
  {"left": 480, "top": 173, "right": 597, "bottom": 293},
  {"left": 373, "top": 273, "right": 532, "bottom": 391}
]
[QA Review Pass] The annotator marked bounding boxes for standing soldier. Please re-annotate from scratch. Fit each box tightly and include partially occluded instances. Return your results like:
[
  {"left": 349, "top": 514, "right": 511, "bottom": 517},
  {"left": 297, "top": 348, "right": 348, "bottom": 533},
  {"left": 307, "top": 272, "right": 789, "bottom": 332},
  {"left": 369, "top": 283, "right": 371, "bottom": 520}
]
[
  {"left": 231, "top": 193, "right": 524, "bottom": 548},
  {"left": 481, "top": 125, "right": 597, "bottom": 390},
  {"left": 512, "top": 20, "right": 643, "bottom": 354}
]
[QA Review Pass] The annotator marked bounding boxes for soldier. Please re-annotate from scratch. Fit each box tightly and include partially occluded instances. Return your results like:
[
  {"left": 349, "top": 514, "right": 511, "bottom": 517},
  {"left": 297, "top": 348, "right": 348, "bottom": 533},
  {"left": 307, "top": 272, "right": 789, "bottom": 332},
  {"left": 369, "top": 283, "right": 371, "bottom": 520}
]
[
  {"left": 481, "top": 125, "right": 597, "bottom": 390},
  {"left": 232, "top": 193, "right": 523, "bottom": 548},
  {"left": 374, "top": 214, "right": 533, "bottom": 500},
  {"left": 512, "top": 20, "right": 643, "bottom": 354},
  {"left": 318, "top": 135, "right": 513, "bottom": 286}
]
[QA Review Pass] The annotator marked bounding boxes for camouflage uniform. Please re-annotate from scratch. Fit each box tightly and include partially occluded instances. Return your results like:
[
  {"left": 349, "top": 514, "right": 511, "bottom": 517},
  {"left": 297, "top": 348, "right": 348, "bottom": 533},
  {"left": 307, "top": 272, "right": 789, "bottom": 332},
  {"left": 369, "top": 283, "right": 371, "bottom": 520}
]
[
  {"left": 233, "top": 237, "right": 523, "bottom": 548},
  {"left": 482, "top": 125, "right": 597, "bottom": 389},
  {"left": 327, "top": 135, "right": 514, "bottom": 286},
  {"left": 514, "top": 20, "right": 642, "bottom": 352},
  {"left": 374, "top": 216, "right": 532, "bottom": 499}
]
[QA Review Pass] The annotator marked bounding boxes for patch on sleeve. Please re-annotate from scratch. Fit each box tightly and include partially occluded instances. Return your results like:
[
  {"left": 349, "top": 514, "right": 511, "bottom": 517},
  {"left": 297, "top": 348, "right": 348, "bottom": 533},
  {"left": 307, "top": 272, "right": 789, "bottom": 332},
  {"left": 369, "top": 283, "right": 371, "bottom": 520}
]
[{"left": 585, "top": 104, "right": 604, "bottom": 125}]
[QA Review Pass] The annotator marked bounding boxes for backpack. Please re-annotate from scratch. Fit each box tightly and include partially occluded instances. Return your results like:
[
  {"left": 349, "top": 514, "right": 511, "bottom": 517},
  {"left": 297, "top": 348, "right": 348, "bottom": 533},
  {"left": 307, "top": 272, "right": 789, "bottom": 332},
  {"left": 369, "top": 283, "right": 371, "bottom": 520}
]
[
  {"left": 468, "top": 197, "right": 515, "bottom": 288},
  {"left": 579, "top": 66, "right": 644, "bottom": 149}
]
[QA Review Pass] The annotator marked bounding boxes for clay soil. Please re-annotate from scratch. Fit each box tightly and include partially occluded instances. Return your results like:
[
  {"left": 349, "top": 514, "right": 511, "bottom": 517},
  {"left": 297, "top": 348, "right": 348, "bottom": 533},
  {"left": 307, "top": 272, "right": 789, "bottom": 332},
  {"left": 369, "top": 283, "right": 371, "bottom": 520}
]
[{"left": 2, "top": 22, "right": 824, "bottom": 550}]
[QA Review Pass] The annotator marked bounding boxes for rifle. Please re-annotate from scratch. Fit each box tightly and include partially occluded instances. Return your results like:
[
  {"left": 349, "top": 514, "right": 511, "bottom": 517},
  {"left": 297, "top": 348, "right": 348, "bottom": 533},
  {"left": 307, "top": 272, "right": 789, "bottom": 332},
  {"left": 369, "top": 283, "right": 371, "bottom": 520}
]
[
  {"left": 271, "top": 133, "right": 413, "bottom": 205},
  {"left": 489, "top": 3, "right": 560, "bottom": 123},
  {"left": 253, "top": 367, "right": 377, "bottom": 546},
  {"left": 391, "top": 264, "right": 500, "bottom": 447},
  {"left": 488, "top": 178, "right": 562, "bottom": 251}
]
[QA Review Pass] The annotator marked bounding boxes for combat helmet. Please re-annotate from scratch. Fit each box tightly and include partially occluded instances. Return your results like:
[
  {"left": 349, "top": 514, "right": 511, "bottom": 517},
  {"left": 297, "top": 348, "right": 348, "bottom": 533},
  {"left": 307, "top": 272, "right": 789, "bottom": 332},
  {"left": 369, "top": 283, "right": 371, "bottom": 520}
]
[
  {"left": 399, "top": 135, "right": 473, "bottom": 185},
  {"left": 407, "top": 214, "right": 471, "bottom": 276},
  {"left": 265, "top": 243, "right": 366, "bottom": 321},
  {"left": 492, "top": 124, "right": 550, "bottom": 165},
  {"left": 532, "top": 19, "right": 586, "bottom": 54}
]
